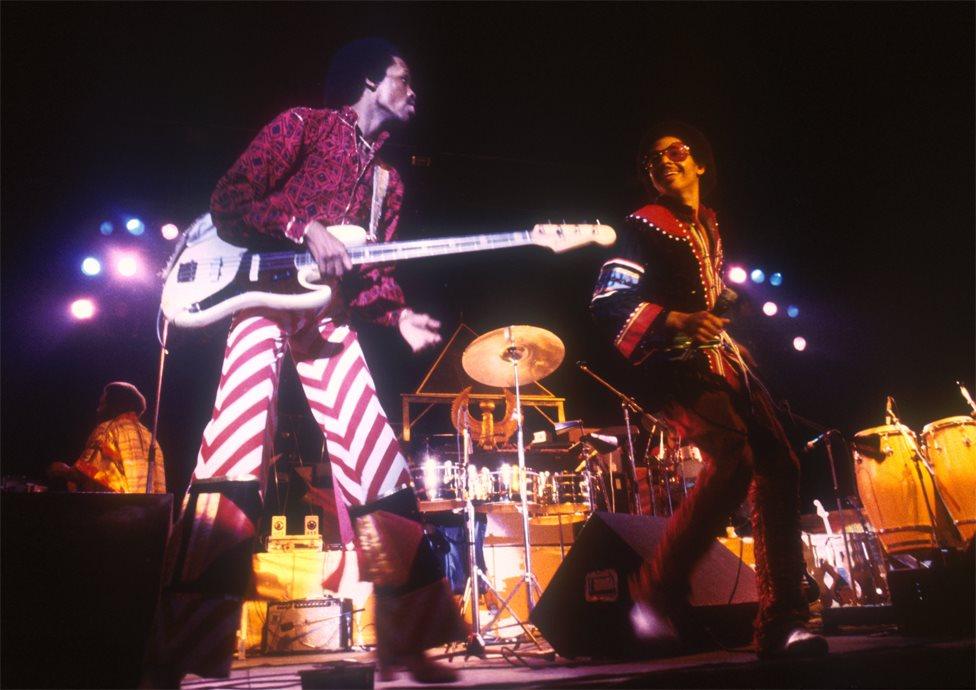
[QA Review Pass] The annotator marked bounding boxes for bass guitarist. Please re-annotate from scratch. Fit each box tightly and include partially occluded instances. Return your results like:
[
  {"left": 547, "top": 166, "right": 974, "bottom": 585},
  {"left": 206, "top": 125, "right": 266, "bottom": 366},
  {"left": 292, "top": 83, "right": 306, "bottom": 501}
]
[{"left": 147, "top": 38, "right": 464, "bottom": 686}]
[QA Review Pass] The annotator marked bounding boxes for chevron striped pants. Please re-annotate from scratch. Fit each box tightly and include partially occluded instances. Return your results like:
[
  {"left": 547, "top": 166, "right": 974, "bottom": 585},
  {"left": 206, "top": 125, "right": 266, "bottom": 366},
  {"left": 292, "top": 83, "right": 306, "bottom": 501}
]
[
  {"left": 193, "top": 309, "right": 410, "bottom": 501},
  {"left": 147, "top": 309, "right": 414, "bottom": 680}
]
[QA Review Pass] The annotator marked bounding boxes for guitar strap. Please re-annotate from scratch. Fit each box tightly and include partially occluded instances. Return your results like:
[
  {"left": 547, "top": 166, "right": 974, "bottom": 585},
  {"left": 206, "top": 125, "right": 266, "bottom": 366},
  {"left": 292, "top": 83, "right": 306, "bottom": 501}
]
[{"left": 369, "top": 165, "right": 390, "bottom": 241}]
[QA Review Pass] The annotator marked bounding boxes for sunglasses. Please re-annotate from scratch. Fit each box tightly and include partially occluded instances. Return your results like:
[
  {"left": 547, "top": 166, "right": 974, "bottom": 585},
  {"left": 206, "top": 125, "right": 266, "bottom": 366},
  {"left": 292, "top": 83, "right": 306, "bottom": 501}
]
[{"left": 642, "top": 142, "right": 691, "bottom": 170}]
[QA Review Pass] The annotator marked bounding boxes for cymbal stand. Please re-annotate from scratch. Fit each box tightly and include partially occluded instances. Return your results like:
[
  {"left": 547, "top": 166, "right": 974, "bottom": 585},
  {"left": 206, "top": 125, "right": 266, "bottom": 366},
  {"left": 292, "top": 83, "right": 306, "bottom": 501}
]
[{"left": 479, "top": 328, "right": 543, "bottom": 646}]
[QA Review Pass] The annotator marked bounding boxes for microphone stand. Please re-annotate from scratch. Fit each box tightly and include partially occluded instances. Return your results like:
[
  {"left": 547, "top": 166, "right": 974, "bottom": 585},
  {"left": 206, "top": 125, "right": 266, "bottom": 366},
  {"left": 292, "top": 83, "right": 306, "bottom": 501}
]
[
  {"left": 145, "top": 318, "right": 169, "bottom": 495},
  {"left": 577, "top": 362, "right": 668, "bottom": 515}
]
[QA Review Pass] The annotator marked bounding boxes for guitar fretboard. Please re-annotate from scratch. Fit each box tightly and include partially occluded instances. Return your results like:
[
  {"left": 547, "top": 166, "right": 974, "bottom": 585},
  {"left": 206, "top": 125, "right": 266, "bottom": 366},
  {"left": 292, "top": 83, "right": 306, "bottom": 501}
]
[{"left": 293, "top": 231, "right": 533, "bottom": 268}]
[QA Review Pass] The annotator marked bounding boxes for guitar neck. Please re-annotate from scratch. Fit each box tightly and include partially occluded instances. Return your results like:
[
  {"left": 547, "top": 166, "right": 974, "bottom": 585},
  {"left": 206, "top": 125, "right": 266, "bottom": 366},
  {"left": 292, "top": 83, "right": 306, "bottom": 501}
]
[{"left": 294, "top": 231, "right": 535, "bottom": 267}]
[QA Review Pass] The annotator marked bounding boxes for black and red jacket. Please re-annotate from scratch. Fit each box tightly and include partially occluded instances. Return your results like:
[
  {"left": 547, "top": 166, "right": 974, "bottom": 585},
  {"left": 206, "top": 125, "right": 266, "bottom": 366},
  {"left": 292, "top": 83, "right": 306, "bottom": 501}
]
[{"left": 590, "top": 197, "right": 743, "bottom": 390}]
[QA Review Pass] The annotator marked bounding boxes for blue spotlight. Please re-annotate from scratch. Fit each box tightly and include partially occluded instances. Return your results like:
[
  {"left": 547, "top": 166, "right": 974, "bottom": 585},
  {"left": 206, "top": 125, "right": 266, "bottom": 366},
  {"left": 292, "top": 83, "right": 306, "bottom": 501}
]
[
  {"left": 787, "top": 305, "right": 799, "bottom": 318},
  {"left": 99, "top": 221, "right": 114, "bottom": 236},
  {"left": 81, "top": 257, "right": 102, "bottom": 276},
  {"left": 125, "top": 217, "right": 145, "bottom": 236},
  {"left": 750, "top": 268, "right": 766, "bottom": 284},
  {"left": 769, "top": 272, "right": 783, "bottom": 286}
]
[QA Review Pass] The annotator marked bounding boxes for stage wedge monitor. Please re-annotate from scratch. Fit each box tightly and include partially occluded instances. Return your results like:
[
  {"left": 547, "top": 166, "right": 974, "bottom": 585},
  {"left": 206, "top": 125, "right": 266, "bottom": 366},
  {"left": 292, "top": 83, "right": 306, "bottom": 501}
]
[{"left": 529, "top": 512, "right": 758, "bottom": 659}]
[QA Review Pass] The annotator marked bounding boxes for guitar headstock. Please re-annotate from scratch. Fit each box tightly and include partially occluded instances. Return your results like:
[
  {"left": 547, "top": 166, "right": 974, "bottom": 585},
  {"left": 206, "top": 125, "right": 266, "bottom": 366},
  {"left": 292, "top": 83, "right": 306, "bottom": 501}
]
[{"left": 530, "top": 223, "right": 617, "bottom": 253}]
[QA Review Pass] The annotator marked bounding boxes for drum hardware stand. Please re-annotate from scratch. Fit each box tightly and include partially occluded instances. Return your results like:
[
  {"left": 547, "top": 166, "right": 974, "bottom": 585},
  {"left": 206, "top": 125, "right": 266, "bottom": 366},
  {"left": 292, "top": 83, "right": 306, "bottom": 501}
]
[
  {"left": 577, "top": 361, "right": 669, "bottom": 515},
  {"left": 475, "top": 329, "right": 544, "bottom": 645},
  {"left": 461, "top": 325, "right": 564, "bottom": 648},
  {"left": 451, "top": 424, "right": 518, "bottom": 659}
]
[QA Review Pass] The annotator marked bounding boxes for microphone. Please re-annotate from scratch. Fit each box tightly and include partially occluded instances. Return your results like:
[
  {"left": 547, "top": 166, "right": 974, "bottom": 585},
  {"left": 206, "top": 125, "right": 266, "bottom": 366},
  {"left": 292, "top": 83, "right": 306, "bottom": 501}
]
[
  {"left": 804, "top": 429, "right": 837, "bottom": 452},
  {"left": 712, "top": 287, "right": 738, "bottom": 316}
]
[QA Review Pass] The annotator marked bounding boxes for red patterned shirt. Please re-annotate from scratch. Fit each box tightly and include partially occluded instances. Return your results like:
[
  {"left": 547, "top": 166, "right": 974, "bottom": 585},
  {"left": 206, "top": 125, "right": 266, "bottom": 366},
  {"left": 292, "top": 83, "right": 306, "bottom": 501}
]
[{"left": 211, "top": 106, "right": 406, "bottom": 326}]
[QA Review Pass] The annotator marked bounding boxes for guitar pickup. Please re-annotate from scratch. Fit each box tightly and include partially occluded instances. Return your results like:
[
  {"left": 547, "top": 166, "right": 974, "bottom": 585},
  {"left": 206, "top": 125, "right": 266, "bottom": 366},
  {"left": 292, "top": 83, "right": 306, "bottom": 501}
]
[{"left": 177, "top": 261, "right": 197, "bottom": 283}]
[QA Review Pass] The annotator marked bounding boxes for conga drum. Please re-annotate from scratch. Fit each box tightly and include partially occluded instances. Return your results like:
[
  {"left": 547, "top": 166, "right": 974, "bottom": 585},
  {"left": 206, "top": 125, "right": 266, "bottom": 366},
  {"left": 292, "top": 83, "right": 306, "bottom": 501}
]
[
  {"left": 922, "top": 416, "right": 976, "bottom": 542},
  {"left": 852, "top": 425, "right": 938, "bottom": 554}
]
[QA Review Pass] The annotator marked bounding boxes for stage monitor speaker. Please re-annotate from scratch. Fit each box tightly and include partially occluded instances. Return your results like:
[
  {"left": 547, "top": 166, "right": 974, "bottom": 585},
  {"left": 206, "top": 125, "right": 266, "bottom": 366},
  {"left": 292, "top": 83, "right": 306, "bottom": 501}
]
[
  {"left": 0, "top": 493, "right": 173, "bottom": 688},
  {"left": 529, "top": 512, "right": 758, "bottom": 659}
]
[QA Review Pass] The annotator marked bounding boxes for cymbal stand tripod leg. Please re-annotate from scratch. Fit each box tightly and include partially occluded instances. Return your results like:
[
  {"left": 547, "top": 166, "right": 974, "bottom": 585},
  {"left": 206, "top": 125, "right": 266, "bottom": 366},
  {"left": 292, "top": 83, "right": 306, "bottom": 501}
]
[{"left": 479, "top": 336, "right": 543, "bottom": 647}]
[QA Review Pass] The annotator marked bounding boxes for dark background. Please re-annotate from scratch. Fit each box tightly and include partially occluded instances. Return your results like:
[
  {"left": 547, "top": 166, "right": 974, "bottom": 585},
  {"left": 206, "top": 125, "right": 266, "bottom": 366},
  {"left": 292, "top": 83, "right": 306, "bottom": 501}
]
[{"left": 2, "top": 2, "right": 973, "bottom": 510}]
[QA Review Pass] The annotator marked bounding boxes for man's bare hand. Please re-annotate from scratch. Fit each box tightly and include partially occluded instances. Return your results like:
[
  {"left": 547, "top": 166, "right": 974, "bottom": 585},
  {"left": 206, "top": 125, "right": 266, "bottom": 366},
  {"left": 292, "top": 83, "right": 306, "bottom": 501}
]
[
  {"left": 304, "top": 221, "right": 352, "bottom": 278},
  {"left": 399, "top": 309, "right": 442, "bottom": 353},
  {"left": 666, "top": 310, "right": 730, "bottom": 345}
]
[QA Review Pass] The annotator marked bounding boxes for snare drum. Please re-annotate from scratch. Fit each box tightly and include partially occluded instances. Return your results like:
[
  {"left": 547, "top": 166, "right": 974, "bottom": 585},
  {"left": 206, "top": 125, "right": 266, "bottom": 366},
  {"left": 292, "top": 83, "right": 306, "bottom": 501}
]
[
  {"left": 410, "top": 460, "right": 466, "bottom": 512},
  {"left": 853, "top": 424, "right": 938, "bottom": 554},
  {"left": 922, "top": 416, "right": 976, "bottom": 542},
  {"left": 477, "top": 465, "right": 542, "bottom": 514},
  {"left": 541, "top": 471, "right": 594, "bottom": 515}
]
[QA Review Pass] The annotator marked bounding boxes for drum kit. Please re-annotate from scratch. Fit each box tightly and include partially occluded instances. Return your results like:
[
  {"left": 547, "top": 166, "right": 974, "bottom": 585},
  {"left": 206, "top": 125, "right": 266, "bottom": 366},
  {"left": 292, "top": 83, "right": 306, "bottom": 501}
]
[{"left": 405, "top": 324, "right": 717, "bottom": 653}]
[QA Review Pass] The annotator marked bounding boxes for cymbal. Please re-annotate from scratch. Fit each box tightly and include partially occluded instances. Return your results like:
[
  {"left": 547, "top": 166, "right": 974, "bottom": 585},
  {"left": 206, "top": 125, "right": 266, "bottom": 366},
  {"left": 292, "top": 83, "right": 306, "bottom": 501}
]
[{"left": 462, "top": 325, "right": 564, "bottom": 388}]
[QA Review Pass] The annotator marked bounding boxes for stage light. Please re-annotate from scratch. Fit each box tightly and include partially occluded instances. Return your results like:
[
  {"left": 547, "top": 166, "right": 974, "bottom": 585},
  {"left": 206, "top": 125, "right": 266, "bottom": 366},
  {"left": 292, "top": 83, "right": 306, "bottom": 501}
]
[
  {"left": 116, "top": 254, "right": 140, "bottom": 278},
  {"left": 762, "top": 301, "right": 778, "bottom": 316},
  {"left": 787, "top": 305, "right": 800, "bottom": 318},
  {"left": 99, "top": 221, "right": 114, "bottom": 236},
  {"left": 81, "top": 257, "right": 102, "bottom": 276},
  {"left": 125, "top": 217, "right": 145, "bottom": 236},
  {"left": 793, "top": 336, "right": 807, "bottom": 351},
  {"left": 727, "top": 266, "right": 748, "bottom": 284},
  {"left": 160, "top": 223, "right": 179, "bottom": 240},
  {"left": 769, "top": 272, "right": 783, "bottom": 286},
  {"left": 70, "top": 298, "right": 96, "bottom": 320},
  {"left": 750, "top": 268, "right": 766, "bottom": 284}
]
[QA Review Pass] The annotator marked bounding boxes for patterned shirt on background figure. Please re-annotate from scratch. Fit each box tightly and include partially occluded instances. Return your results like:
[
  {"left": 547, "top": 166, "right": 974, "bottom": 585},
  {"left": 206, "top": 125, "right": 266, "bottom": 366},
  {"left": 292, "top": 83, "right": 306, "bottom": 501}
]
[{"left": 74, "top": 412, "right": 166, "bottom": 493}]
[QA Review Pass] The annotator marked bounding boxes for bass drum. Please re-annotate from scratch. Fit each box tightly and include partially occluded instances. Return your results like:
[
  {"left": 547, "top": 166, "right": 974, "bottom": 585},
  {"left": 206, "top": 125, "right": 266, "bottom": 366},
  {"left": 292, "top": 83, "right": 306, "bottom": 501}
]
[
  {"left": 922, "top": 416, "right": 976, "bottom": 542},
  {"left": 852, "top": 424, "right": 938, "bottom": 555}
]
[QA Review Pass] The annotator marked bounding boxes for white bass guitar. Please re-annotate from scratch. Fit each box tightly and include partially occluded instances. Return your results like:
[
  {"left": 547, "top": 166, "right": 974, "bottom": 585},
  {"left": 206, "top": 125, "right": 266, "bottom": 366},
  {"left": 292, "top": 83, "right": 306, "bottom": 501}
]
[{"left": 160, "top": 215, "right": 615, "bottom": 329}]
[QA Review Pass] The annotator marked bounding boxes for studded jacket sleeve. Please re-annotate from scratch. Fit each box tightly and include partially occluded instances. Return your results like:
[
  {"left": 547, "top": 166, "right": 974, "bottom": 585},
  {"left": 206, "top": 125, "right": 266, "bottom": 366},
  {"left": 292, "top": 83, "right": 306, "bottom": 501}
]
[{"left": 589, "top": 217, "right": 673, "bottom": 364}]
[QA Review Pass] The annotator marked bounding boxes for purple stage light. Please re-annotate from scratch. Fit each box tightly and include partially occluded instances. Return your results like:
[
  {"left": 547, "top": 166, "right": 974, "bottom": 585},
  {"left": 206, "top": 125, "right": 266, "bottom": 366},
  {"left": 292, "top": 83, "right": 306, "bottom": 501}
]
[
  {"left": 70, "top": 298, "right": 96, "bottom": 320},
  {"left": 161, "top": 223, "right": 179, "bottom": 240},
  {"left": 762, "top": 301, "right": 778, "bottom": 316},
  {"left": 727, "top": 266, "right": 747, "bottom": 284},
  {"left": 116, "top": 254, "right": 140, "bottom": 278},
  {"left": 793, "top": 336, "right": 807, "bottom": 351}
]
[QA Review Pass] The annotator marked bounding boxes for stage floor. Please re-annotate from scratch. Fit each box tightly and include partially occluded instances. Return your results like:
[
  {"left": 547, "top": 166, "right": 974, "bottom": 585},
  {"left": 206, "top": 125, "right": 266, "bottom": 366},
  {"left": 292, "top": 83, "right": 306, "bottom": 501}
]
[{"left": 182, "top": 629, "right": 975, "bottom": 689}]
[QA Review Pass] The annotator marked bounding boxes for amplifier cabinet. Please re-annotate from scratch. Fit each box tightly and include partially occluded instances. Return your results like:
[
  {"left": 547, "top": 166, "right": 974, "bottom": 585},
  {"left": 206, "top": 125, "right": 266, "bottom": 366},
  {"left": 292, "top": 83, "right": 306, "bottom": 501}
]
[{"left": 263, "top": 597, "right": 352, "bottom": 654}]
